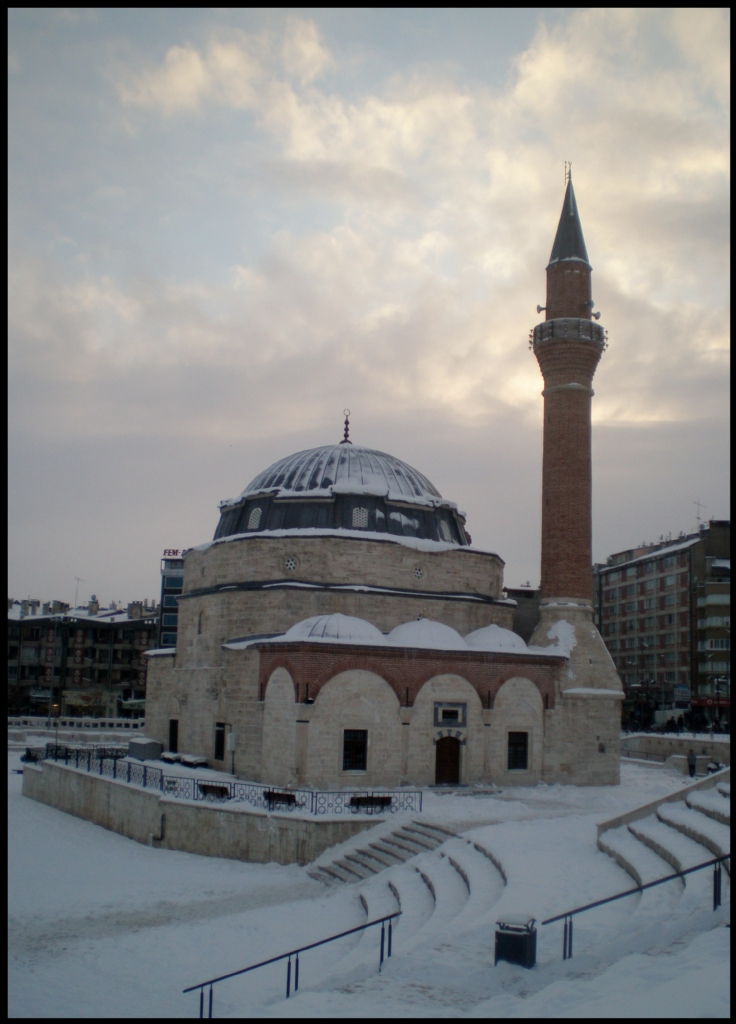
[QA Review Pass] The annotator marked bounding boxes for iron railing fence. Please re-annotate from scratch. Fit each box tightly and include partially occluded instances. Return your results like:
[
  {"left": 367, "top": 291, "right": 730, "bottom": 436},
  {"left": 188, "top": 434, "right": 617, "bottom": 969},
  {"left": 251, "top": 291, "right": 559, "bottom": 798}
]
[
  {"left": 183, "top": 911, "right": 402, "bottom": 1018},
  {"left": 541, "top": 854, "right": 730, "bottom": 960},
  {"left": 40, "top": 745, "right": 423, "bottom": 817}
]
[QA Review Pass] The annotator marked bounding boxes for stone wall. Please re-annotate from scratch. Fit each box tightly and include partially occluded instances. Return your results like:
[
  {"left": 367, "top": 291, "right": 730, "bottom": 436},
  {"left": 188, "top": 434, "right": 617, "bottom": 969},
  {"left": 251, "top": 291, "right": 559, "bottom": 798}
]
[
  {"left": 621, "top": 734, "right": 730, "bottom": 765},
  {"left": 22, "top": 761, "right": 380, "bottom": 866}
]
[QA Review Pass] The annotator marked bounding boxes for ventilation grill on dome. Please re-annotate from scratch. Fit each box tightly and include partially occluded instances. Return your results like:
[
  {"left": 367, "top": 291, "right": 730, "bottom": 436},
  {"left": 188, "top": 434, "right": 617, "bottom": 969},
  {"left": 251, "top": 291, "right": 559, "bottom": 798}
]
[
  {"left": 352, "top": 507, "right": 369, "bottom": 528},
  {"left": 247, "top": 508, "right": 262, "bottom": 529}
]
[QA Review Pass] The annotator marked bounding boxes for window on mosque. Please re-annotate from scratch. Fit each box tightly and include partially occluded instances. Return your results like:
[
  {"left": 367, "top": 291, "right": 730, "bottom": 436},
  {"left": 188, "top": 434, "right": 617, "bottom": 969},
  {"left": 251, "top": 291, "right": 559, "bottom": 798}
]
[
  {"left": 507, "top": 732, "right": 528, "bottom": 771},
  {"left": 352, "top": 507, "right": 369, "bottom": 528},
  {"left": 440, "top": 520, "right": 453, "bottom": 543},
  {"left": 214, "top": 722, "right": 226, "bottom": 761},
  {"left": 247, "top": 507, "right": 262, "bottom": 530},
  {"left": 343, "top": 730, "right": 367, "bottom": 771}
]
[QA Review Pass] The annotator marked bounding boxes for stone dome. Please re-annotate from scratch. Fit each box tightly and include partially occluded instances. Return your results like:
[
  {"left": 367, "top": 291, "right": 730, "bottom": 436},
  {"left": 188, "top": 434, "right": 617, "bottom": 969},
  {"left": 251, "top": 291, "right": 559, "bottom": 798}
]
[
  {"left": 282, "top": 614, "right": 386, "bottom": 645},
  {"left": 387, "top": 619, "right": 466, "bottom": 650},
  {"left": 214, "top": 443, "right": 469, "bottom": 545},
  {"left": 465, "top": 624, "right": 528, "bottom": 652}
]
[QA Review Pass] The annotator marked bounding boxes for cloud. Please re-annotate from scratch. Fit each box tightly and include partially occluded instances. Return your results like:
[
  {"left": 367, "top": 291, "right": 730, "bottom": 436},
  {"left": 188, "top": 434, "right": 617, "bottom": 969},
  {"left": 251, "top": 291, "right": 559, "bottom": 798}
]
[{"left": 9, "top": 9, "right": 730, "bottom": 599}]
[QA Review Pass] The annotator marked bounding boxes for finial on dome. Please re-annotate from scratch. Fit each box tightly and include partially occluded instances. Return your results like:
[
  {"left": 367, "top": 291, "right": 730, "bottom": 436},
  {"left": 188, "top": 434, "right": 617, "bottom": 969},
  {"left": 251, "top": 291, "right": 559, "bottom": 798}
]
[{"left": 340, "top": 408, "right": 352, "bottom": 444}]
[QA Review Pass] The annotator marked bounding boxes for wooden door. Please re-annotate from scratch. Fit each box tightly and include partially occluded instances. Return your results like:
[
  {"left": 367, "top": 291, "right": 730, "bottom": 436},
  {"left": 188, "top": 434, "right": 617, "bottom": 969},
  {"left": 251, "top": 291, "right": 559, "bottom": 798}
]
[{"left": 435, "top": 736, "right": 460, "bottom": 785}]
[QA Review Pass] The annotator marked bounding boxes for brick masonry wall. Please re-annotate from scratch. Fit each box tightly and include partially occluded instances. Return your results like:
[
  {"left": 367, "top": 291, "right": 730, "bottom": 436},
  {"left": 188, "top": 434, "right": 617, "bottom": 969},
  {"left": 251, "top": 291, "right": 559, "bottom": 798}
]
[
  {"left": 545, "top": 262, "right": 592, "bottom": 321},
  {"left": 534, "top": 336, "right": 603, "bottom": 600},
  {"left": 256, "top": 642, "right": 564, "bottom": 709}
]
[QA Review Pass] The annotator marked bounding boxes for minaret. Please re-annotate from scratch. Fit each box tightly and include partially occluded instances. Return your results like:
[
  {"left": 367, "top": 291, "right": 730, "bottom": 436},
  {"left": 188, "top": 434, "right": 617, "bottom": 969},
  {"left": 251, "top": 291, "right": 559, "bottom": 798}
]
[{"left": 529, "top": 173, "right": 622, "bottom": 701}]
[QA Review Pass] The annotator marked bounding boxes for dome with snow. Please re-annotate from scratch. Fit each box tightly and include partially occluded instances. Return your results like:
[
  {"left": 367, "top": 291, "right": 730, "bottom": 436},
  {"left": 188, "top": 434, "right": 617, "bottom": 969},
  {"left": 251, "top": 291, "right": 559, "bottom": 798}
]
[
  {"left": 282, "top": 614, "right": 387, "bottom": 645},
  {"left": 214, "top": 443, "right": 469, "bottom": 544},
  {"left": 387, "top": 618, "right": 466, "bottom": 650},
  {"left": 465, "top": 624, "right": 528, "bottom": 652}
]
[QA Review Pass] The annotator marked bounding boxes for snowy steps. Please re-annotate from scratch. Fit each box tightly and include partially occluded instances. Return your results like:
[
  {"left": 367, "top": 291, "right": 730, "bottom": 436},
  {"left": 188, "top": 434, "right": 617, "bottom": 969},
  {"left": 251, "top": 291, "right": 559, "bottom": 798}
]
[
  {"left": 308, "top": 821, "right": 454, "bottom": 885},
  {"left": 598, "top": 787, "right": 731, "bottom": 919},
  {"left": 686, "top": 788, "right": 730, "bottom": 827}
]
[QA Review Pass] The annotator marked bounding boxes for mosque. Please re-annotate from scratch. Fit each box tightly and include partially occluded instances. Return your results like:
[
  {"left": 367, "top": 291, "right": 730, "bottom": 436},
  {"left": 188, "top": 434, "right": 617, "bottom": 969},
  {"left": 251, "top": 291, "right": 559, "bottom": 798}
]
[{"left": 145, "top": 176, "right": 624, "bottom": 788}]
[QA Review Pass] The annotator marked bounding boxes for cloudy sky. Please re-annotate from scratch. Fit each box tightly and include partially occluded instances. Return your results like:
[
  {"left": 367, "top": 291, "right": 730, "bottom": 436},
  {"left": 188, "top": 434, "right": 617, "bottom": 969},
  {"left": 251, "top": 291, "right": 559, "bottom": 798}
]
[{"left": 9, "top": 8, "right": 730, "bottom": 608}]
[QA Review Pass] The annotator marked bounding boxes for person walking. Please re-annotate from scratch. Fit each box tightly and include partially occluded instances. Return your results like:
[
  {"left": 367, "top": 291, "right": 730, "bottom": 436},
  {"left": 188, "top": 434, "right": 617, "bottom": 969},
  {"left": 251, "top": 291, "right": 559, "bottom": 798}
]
[{"left": 687, "top": 749, "right": 697, "bottom": 778}]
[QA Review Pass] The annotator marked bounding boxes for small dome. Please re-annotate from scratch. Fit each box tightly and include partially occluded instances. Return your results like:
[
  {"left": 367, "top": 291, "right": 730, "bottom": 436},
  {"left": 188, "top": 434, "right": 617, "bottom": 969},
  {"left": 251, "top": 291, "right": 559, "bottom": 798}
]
[
  {"left": 282, "top": 614, "right": 386, "bottom": 645},
  {"left": 465, "top": 624, "right": 527, "bottom": 652},
  {"left": 388, "top": 619, "right": 465, "bottom": 650}
]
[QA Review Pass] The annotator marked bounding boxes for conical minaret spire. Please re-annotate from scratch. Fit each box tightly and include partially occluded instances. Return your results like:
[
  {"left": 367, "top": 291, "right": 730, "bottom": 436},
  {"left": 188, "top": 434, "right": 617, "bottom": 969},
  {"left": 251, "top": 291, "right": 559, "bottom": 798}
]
[
  {"left": 545, "top": 175, "right": 593, "bottom": 322},
  {"left": 548, "top": 175, "right": 590, "bottom": 268}
]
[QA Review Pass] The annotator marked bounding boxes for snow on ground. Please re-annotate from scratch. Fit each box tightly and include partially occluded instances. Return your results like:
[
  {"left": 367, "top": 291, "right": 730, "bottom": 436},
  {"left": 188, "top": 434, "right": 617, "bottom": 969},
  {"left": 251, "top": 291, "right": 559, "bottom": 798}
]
[{"left": 8, "top": 751, "right": 729, "bottom": 1018}]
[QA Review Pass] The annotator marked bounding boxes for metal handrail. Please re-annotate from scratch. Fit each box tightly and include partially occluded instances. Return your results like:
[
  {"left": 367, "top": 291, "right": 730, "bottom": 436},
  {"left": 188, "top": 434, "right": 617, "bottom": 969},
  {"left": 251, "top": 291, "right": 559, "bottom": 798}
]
[
  {"left": 183, "top": 911, "right": 401, "bottom": 1017},
  {"left": 541, "top": 854, "right": 730, "bottom": 960}
]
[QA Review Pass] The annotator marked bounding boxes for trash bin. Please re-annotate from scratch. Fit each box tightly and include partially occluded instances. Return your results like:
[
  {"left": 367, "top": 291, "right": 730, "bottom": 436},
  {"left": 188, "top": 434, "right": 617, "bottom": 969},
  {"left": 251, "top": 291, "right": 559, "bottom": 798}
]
[{"left": 495, "top": 915, "right": 536, "bottom": 968}]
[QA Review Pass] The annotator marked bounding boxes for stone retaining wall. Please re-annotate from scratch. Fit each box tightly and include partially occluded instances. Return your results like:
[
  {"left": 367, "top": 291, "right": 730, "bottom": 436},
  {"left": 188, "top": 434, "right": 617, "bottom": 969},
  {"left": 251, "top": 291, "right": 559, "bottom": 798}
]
[
  {"left": 22, "top": 761, "right": 380, "bottom": 866},
  {"left": 621, "top": 734, "right": 730, "bottom": 765}
]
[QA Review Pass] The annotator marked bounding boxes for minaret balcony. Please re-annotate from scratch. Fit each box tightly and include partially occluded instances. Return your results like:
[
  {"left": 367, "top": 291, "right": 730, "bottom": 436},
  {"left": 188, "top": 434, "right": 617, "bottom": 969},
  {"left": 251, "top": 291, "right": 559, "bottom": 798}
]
[{"left": 533, "top": 318, "right": 606, "bottom": 346}]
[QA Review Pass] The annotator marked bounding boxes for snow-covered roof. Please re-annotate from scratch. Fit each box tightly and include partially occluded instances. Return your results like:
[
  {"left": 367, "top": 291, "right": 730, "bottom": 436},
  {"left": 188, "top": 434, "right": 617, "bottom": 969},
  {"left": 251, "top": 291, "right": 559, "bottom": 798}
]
[
  {"left": 600, "top": 536, "right": 700, "bottom": 572},
  {"left": 220, "top": 444, "right": 455, "bottom": 510},
  {"left": 8, "top": 602, "right": 158, "bottom": 624},
  {"left": 282, "top": 614, "right": 386, "bottom": 645},
  {"left": 223, "top": 614, "right": 567, "bottom": 658},
  {"left": 712, "top": 559, "right": 730, "bottom": 570},
  {"left": 466, "top": 624, "right": 528, "bottom": 653}
]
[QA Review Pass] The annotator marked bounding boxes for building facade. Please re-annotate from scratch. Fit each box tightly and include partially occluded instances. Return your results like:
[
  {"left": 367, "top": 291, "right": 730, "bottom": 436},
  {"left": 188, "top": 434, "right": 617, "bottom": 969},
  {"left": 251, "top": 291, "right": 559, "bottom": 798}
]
[
  {"left": 594, "top": 520, "right": 730, "bottom": 728},
  {"left": 158, "top": 550, "right": 187, "bottom": 648},
  {"left": 144, "top": 177, "right": 623, "bottom": 789},
  {"left": 8, "top": 597, "right": 158, "bottom": 718}
]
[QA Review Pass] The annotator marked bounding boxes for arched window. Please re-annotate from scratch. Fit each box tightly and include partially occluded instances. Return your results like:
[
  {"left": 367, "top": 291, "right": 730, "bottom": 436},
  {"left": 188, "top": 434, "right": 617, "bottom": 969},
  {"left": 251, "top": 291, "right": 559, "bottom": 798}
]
[
  {"left": 352, "top": 507, "right": 369, "bottom": 528},
  {"left": 247, "top": 507, "right": 262, "bottom": 530},
  {"left": 440, "top": 520, "right": 452, "bottom": 543}
]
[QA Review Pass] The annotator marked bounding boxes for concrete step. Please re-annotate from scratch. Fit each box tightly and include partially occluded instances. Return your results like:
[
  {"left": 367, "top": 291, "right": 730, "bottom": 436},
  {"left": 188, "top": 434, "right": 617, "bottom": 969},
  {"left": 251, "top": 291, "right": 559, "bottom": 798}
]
[
  {"left": 628, "top": 816, "right": 708, "bottom": 872},
  {"left": 399, "top": 824, "right": 444, "bottom": 848},
  {"left": 411, "top": 821, "right": 458, "bottom": 842},
  {"left": 314, "top": 863, "right": 355, "bottom": 885},
  {"left": 380, "top": 835, "right": 425, "bottom": 858},
  {"left": 599, "top": 825, "right": 683, "bottom": 917},
  {"left": 385, "top": 867, "right": 435, "bottom": 946},
  {"left": 392, "top": 827, "right": 437, "bottom": 851},
  {"left": 686, "top": 789, "right": 730, "bottom": 826},
  {"left": 344, "top": 852, "right": 381, "bottom": 875},
  {"left": 629, "top": 815, "right": 715, "bottom": 908},
  {"left": 440, "top": 838, "right": 506, "bottom": 924},
  {"left": 353, "top": 846, "right": 395, "bottom": 870},
  {"left": 368, "top": 841, "right": 410, "bottom": 863},
  {"left": 399, "top": 853, "right": 469, "bottom": 946},
  {"left": 657, "top": 803, "right": 731, "bottom": 873},
  {"left": 334, "top": 857, "right": 372, "bottom": 880}
]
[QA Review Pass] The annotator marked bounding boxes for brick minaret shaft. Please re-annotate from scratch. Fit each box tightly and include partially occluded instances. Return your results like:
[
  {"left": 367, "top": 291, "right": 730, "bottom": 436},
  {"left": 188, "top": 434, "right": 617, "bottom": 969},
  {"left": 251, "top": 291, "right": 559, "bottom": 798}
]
[{"left": 534, "top": 176, "right": 604, "bottom": 601}]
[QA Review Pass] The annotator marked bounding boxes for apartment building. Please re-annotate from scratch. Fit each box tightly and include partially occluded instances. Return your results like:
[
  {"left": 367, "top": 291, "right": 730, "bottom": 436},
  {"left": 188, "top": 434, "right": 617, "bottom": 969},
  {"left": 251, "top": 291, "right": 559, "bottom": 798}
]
[
  {"left": 593, "top": 520, "right": 729, "bottom": 728},
  {"left": 8, "top": 596, "right": 158, "bottom": 718}
]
